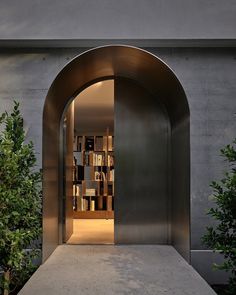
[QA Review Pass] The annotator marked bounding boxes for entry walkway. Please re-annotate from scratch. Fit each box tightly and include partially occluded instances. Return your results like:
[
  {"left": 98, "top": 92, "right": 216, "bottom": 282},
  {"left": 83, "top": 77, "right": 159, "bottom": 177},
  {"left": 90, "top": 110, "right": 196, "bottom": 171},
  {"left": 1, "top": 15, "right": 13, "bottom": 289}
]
[{"left": 19, "top": 245, "right": 216, "bottom": 295}]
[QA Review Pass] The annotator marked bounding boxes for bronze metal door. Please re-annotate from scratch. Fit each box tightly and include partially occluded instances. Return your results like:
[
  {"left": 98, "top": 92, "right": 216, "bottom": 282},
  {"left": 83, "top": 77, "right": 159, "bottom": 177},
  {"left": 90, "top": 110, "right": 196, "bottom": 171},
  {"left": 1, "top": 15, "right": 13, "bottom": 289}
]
[
  {"left": 63, "top": 103, "right": 74, "bottom": 242},
  {"left": 114, "top": 77, "right": 170, "bottom": 244}
]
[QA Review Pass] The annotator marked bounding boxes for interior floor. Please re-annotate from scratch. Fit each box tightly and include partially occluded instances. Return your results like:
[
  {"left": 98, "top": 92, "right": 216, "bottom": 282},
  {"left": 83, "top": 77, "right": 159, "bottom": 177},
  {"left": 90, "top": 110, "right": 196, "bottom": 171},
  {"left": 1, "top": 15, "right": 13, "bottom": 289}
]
[{"left": 67, "top": 219, "right": 114, "bottom": 244}]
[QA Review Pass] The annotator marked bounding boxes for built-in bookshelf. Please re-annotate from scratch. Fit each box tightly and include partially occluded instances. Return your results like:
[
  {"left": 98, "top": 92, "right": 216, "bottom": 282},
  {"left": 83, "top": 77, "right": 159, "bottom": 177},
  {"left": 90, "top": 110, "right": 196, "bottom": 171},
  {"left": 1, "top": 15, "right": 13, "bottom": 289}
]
[{"left": 73, "top": 133, "right": 114, "bottom": 219}]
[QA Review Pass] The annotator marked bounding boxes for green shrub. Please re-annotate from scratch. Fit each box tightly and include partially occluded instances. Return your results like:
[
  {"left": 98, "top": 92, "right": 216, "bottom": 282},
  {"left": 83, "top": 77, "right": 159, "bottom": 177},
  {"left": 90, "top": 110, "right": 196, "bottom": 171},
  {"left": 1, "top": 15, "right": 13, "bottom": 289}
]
[
  {"left": 202, "top": 139, "right": 236, "bottom": 294},
  {"left": 0, "top": 101, "right": 42, "bottom": 295}
]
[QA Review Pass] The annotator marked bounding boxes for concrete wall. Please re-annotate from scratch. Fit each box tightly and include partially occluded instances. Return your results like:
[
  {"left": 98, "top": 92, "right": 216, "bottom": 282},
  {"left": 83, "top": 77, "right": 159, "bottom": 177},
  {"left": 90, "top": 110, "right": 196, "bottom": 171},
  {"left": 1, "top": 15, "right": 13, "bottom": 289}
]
[
  {"left": 151, "top": 48, "right": 236, "bottom": 284},
  {"left": 0, "top": 47, "right": 236, "bottom": 284},
  {"left": 0, "top": 48, "right": 85, "bottom": 164},
  {"left": 0, "top": 0, "right": 236, "bottom": 43}
]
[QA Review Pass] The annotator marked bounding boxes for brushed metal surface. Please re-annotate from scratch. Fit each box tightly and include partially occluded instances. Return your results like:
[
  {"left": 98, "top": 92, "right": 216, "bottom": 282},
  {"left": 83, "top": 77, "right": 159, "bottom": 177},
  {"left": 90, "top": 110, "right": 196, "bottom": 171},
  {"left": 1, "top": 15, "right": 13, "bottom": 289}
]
[
  {"left": 63, "top": 103, "right": 74, "bottom": 242},
  {"left": 171, "top": 116, "right": 190, "bottom": 261},
  {"left": 114, "top": 77, "right": 170, "bottom": 244},
  {"left": 43, "top": 45, "right": 190, "bottom": 262}
]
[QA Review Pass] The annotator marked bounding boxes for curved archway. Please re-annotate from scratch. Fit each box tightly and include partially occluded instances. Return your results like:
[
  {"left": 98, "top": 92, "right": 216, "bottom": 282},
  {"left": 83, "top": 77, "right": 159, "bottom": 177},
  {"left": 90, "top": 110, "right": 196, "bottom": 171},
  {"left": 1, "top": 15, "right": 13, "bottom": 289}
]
[{"left": 43, "top": 45, "right": 190, "bottom": 262}]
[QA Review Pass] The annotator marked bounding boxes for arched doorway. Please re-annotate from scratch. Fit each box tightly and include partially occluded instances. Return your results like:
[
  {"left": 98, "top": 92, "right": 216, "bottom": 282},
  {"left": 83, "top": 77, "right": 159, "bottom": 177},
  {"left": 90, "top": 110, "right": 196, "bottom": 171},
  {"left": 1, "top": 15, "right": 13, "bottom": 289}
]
[{"left": 43, "top": 45, "right": 190, "bottom": 262}]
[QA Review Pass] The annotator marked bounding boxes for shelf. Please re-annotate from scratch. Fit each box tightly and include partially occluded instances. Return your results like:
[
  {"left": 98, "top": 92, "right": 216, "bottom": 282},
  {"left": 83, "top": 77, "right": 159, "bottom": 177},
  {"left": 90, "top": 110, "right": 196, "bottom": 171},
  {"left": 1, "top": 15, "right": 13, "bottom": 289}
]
[
  {"left": 84, "top": 165, "right": 107, "bottom": 167},
  {"left": 82, "top": 194, "right": 114, "bottom": 197},
  {"left": 73, "top": 134, "right": 114, "bottom": 218},
  {"left": 73, "top": 150, "right": 107, "bottom": 152},
  {"left": 73, "top": 210, "right": 114, "bottom": 219},
  {"left": 93, "top": 150, "right": 106, "bottom": 152}
]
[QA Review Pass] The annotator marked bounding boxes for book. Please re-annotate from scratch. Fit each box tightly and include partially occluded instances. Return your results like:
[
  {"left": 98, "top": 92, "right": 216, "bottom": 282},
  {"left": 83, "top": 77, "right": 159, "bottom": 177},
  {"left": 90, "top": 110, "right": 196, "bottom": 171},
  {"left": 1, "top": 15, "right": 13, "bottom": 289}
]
[
  {"left": 84, "top": 153, "right": 90, "bottom": 166},
  {"left": 77, "top": 196, "right": 82, "bottom": 211},
  {"left": 89, "top": 151, "right": 93, "bottom": 166},
  {"left": 76, "top": 185, "right": 80, "bottom": 197},
  {"left": 98, "top": 196, "right": 103, "bottom": 210},
  {"left": 107, "top": 196, "right": 113, "bottom": 211},
  {"left": 93, "top": 153, "right": 96, "bottom": 166},
  {"left": 108, "top": 184, "right": 113, "bottom": 195},
  {"left": 109, "top": 169, "right": 114, "bottom": 181},
  {"left": 108, "top": 154, "right": 114, "bottom": 166},
  {"left": 82, "top": 198, "right": 88, "bottom": 211},
  {"left": 97, "top": 154, "right": 102, "bottom": 166},
  {"left": 90, "top": 200, "right": 95, "bottom": 211}
]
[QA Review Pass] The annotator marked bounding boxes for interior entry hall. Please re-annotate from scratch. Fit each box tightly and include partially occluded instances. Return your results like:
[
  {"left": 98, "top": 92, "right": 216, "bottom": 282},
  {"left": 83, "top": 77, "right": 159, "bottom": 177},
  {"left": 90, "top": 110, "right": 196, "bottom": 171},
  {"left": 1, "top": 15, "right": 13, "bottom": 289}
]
[{"left": 64, "top": 80, "right": 115, "bottom": 244}]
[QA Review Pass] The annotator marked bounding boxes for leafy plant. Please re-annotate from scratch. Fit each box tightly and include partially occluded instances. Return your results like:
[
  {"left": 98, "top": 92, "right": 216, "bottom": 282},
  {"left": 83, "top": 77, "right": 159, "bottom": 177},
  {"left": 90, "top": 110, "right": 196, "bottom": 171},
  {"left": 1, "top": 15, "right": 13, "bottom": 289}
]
[
  {"left": 202, "top": 139, "right": 236, "bottom": 294},
  {"left": 0, "top": 101, "right": 42, "bottom": 295}
]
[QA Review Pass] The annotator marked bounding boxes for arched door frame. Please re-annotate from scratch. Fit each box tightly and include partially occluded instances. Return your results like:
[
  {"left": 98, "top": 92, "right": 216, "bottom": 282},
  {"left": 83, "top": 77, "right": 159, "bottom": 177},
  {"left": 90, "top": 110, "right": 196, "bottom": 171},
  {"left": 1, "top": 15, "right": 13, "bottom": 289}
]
[{"left": 43, "top": 45, "right": 190, "bottom": 262}]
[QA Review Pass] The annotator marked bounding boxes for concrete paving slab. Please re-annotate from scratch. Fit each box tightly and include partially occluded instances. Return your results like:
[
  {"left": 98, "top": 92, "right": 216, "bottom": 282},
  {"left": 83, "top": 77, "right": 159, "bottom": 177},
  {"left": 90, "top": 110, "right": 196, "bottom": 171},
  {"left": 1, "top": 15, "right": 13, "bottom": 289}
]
[{"left": 19, "top": 245, "right": 216, "bottom": 295}]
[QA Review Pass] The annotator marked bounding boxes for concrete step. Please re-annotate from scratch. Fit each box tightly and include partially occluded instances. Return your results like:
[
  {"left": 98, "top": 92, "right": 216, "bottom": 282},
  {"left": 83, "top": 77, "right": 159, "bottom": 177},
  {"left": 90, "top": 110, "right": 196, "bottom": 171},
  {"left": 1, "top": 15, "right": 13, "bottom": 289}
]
[{"left": 19, "top": 245, "right": 216, "bottom": 295}]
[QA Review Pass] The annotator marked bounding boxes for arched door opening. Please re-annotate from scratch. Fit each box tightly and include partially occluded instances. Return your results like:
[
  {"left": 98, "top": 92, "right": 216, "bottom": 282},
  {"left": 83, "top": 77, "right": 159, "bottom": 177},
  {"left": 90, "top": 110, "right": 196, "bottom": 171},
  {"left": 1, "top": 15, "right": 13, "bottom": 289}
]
[
  {"left": 63, "top": 80, "right": 115, "bottom": 245},
  {"left": 43, "top": 45, "right": 190, "bottom": 263}
]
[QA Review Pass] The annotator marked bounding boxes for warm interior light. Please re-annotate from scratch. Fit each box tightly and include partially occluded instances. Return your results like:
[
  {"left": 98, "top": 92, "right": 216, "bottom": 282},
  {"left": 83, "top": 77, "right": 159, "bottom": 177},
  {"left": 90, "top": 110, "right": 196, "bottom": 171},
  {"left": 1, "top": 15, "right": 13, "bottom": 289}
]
[{"left": 94, "top": 81, "right": 103, "bottom": 87}]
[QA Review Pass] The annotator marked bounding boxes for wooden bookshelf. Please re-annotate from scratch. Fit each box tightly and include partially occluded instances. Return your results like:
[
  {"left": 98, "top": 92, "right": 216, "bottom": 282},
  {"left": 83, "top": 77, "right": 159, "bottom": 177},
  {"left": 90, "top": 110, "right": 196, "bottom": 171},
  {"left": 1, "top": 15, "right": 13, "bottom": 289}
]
[{"left": 73, "top": 133, "right": 114, "bottom": 219}]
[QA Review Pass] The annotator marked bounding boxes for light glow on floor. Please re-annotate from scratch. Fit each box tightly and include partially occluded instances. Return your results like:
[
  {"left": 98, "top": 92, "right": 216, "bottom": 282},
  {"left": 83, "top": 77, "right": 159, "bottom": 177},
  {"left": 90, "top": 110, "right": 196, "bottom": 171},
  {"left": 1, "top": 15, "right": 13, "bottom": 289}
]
[{"left": 67, "top": 219, "right": 114, "bottom": 244}]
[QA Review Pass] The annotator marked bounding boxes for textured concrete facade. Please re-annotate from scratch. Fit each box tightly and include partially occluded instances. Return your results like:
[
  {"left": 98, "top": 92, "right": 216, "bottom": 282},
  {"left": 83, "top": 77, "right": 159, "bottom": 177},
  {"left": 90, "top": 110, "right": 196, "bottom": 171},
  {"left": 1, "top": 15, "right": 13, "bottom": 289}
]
[
  {"left": 0, "top": 47, "right": 236, "bottom": 284},
  {"left": 0, "top": 0, "right": 236, "bottom": 41}
]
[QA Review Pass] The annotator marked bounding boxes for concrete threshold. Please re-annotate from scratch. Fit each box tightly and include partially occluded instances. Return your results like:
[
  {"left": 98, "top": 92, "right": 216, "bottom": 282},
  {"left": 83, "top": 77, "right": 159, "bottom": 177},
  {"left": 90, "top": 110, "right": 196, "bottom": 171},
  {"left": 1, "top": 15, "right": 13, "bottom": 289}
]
[{"left": 19, "top": 245, "right": 216, "bottom": 295}]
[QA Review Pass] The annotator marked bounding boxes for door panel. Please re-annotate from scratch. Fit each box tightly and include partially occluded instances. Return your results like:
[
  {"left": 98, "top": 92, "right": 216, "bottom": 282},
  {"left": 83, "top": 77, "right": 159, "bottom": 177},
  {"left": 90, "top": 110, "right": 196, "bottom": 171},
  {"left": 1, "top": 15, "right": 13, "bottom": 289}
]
[
  {"left": 114, "top": 77, "right": 170, "bottom": 244},
  {"left": 63, "top": 102, "right": 74, "bottom": 242}
]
